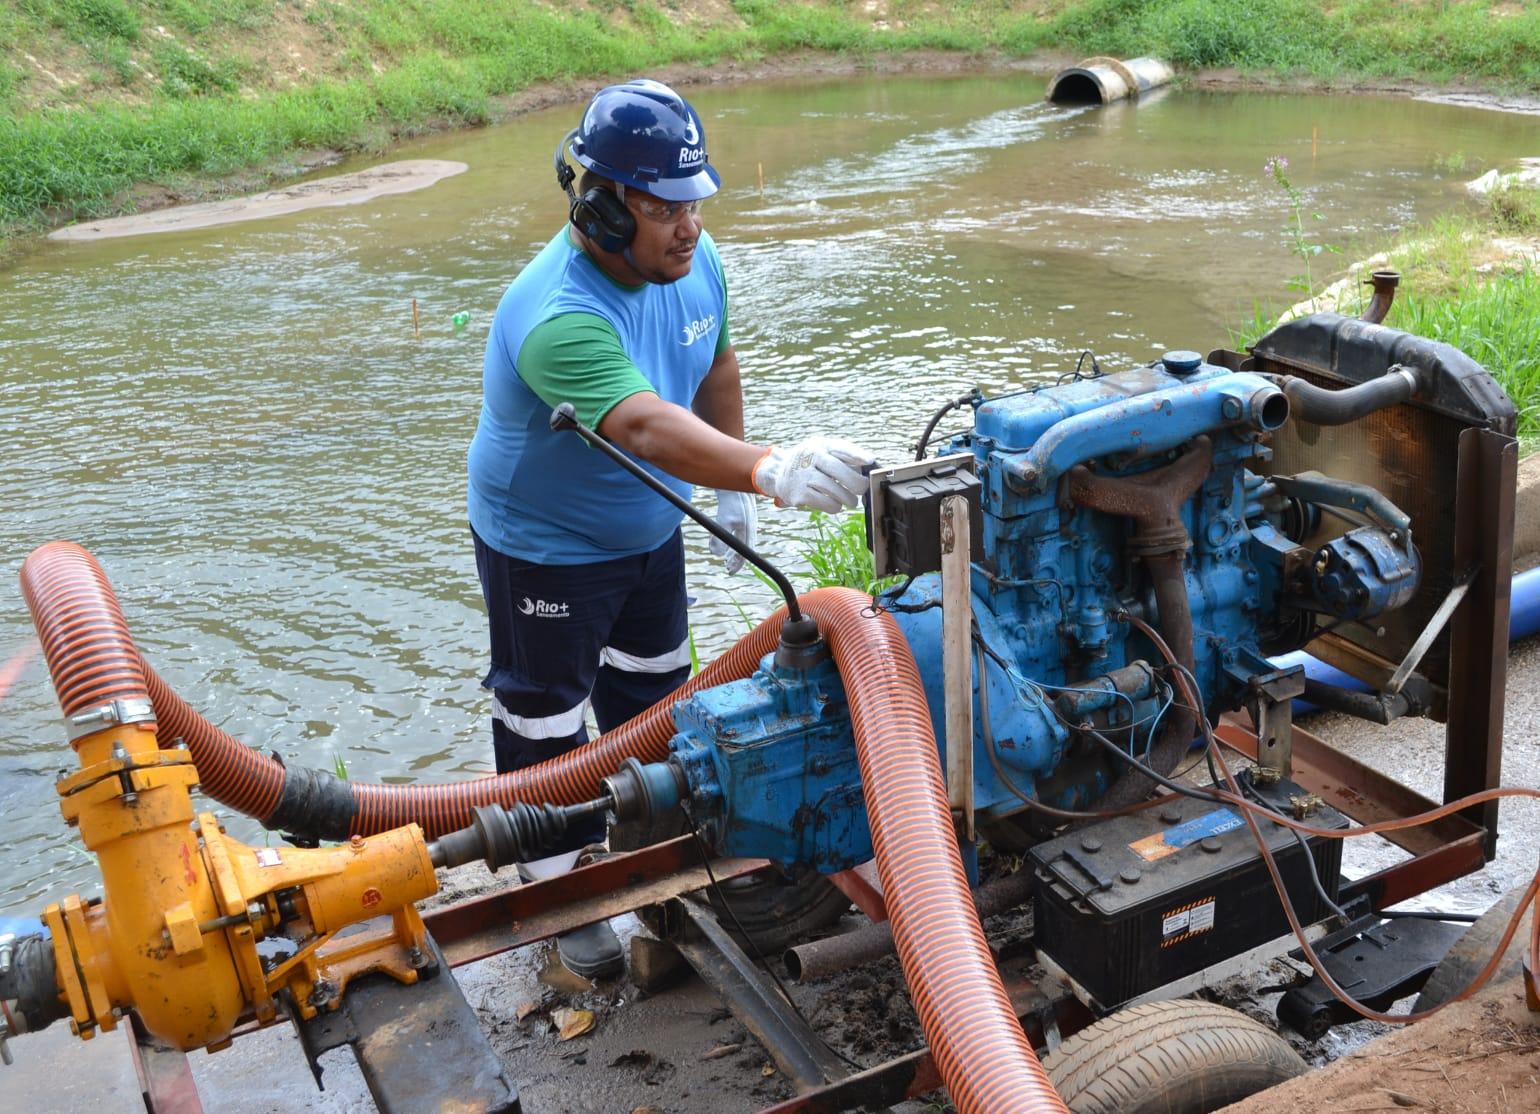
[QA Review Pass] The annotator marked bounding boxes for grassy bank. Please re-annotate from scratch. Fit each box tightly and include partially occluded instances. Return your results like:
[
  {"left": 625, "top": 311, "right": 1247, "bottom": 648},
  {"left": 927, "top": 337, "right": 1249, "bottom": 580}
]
[
  {"left": 1242, "top": 158, "right": 1540, "bottom": 449},
  {"left": 6, "top": 1, "right": 1540, "bottom": 234},
  {"left": 4, "top": 0, "right": 1538, "bottom": 440}
]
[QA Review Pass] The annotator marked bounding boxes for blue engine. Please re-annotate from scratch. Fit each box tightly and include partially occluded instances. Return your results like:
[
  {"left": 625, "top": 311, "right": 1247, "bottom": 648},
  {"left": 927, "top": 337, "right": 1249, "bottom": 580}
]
[{"left": 626, "top": 349, "right": 1423, "bottom": 871}]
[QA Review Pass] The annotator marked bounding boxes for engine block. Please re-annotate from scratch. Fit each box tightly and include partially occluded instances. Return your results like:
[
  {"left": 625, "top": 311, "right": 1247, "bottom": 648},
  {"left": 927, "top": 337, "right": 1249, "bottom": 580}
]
[{"left": 635, "top": 329, "right": 1490, "bottom": 871}]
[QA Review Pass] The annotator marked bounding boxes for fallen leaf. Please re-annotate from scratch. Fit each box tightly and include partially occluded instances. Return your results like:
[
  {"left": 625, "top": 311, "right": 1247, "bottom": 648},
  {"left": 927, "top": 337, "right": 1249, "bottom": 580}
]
[
  {"left": 552, "top": 1006, "right": 595, "bottom": 1041},
  {"left": 702, "top": 1043, "right": 741, "bottom": 1061},
  {"left": 515, "top": 999, "right": 542, "bottom": 1022},
  {"left": 761, "top": 1062, "right": 776, "bottom": 1077}
]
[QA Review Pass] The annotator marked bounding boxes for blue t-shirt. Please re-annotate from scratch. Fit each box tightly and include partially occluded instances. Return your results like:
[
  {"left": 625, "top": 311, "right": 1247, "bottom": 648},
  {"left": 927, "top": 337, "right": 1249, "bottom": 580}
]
[{"left": 467, "top": 227, "right": 728, "bottom": 563}]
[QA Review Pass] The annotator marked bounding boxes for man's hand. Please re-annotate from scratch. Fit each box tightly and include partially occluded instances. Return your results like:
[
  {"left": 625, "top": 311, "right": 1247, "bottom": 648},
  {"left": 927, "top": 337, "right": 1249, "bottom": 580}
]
[
  {"left": 710, "top": 489, "right": 757, "bottom": 574},
  {"left": 752, "top": 437, "right": 878, "bottom": 513}
]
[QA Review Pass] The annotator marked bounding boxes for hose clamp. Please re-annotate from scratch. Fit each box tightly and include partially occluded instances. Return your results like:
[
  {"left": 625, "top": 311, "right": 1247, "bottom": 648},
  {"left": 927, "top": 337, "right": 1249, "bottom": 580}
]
[{"left": 67, "top": 696, "right": 155, "bottom": 741}]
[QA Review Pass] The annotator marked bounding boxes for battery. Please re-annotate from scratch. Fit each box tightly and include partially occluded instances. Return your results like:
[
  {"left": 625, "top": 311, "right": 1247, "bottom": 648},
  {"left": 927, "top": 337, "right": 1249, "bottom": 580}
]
[
  {"left": 876, "top": 463, "right": 982, "bottom": 577},
  {"left": 1028, "top": 770, "right": 1348, "bottom": 1009}
]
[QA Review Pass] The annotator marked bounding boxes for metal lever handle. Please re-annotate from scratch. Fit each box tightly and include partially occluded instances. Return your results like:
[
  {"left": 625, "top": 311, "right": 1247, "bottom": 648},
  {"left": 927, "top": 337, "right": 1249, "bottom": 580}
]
[{"left": 549, "top": 402, "right": 808, "bottom": 627}]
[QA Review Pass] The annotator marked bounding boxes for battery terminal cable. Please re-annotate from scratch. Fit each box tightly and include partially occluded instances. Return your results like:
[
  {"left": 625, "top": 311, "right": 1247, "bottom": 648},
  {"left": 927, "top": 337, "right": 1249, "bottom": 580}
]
[{"left": 1102, "top": 608, "right": 1540, "bottom": 1026}]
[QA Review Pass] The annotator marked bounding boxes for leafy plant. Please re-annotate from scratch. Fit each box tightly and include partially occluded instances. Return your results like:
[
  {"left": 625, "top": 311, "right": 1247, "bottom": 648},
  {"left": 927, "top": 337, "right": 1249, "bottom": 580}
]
[
  {"left": 152, "top": 39, "right": 240, "bottom": 97},
  {"left": 1264, "top": 153, "right": 1343, "bottom": 308},
  {"left": 53, "top": 0, "right": 140, "bottom": 41},
  {"left": 1389, "top": 263, "right": 1540, "bottom": 452},
  {"left": 1433, "top": 151, "right": 1468, "bottom": 174},
  {"left": 796, "top": 510, "right": 901, "bottom": 596},
  {"left": 1487, "top": 182, "right": 1540, "bottom": 235}
]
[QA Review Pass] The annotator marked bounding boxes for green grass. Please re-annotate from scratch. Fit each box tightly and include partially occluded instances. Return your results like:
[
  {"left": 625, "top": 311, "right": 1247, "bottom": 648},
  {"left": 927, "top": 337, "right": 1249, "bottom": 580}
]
[
  {"left": 8, "top": 1, "right": 1540, "bottom": 237},
  {"left": 796, "top": 510, "right": 902, "bottom": 597},
  {"left": 1389, "top": 267, "right": 1540, "bottom": 451},
  {"left": 1038, "top": 0, "right": 1540, "bottom": 86}
]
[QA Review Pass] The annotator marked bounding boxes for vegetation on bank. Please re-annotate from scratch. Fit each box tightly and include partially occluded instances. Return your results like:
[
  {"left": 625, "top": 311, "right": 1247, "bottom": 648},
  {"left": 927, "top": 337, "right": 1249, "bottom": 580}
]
[
  {"left": 1360, "top": 197, "right": 1540, "bottom": 450},
  {"left": 3, "top": 0, "right": 1538, "bottom": 439},
  {"left": 7, "top": 1, "right": 1540, "bottom": 233},
  {"left": 1246, "top": 151, "right": 1540, "bottom": 449}
]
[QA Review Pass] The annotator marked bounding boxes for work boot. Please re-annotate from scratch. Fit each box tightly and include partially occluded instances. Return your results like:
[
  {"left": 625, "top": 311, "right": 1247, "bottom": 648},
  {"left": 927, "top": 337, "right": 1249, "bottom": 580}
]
[
  {"left": 518, "top": 849, "right": 625, "bottom": 980},
  {"left": 555, "top": 919, "right": 625, "bottom": 981}
]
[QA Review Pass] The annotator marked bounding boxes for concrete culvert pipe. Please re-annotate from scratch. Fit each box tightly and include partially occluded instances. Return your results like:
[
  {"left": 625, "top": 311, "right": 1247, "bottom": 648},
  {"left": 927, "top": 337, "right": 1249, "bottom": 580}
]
[{"left": 1047, "top": 56, "right": 1174, "bottom": 104}]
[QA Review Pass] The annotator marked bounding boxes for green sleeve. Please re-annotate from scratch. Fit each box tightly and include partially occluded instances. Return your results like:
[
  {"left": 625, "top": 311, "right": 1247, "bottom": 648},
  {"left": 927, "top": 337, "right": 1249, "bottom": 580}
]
[
  {"left": 518, "top": 313, "right": 655, "bottom": 429},
  {"left": 716, "top": 268, "right": 730, "bottom": 354}
]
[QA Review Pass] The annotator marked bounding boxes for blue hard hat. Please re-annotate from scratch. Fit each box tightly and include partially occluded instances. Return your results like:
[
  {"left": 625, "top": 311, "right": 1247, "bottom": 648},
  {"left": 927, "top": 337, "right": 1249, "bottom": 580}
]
[{"left": 571, "top": 79, "right": 721, "bottom": 202}]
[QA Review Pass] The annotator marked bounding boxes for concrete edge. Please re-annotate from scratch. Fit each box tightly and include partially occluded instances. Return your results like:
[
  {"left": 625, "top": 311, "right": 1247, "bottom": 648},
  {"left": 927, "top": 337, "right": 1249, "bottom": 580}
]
[{"left": 1516, "top": 452, "right": 1539, "bottom": 573}]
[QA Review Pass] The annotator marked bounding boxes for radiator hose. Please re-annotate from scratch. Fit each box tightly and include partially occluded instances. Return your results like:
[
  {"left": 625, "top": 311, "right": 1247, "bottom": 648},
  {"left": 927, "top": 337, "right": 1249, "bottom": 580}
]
[{"left": 19, "top": 541, "right": 1068, "bottom": 1114}]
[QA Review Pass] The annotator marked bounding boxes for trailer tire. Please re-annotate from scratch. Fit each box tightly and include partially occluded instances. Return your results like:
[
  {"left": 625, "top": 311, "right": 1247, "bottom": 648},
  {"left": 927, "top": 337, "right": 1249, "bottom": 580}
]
[
  {"left": 705, "top": 867, "right": 853, "bottom": 953},
  {"left": 1414, "top": 885, "right": 1534, "bottom": 1012},
  {"left": 613, "top": 813, "right": 850, "bottom": 952},
  {"left": 1041, "top": 999, "right": 1306, "bottom": 1114}
]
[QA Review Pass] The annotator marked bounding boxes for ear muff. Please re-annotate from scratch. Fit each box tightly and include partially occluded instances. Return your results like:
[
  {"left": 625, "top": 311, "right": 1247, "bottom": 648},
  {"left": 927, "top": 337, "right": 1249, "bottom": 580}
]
[{"left": 569, "top": 187, "right": 636, "bottom": 253}]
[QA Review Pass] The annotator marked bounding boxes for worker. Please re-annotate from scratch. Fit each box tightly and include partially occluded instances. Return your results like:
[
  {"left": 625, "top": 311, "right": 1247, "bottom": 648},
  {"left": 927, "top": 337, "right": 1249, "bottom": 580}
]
[{"left": 466, "top": 78, "right": 877, "bottom": 981}]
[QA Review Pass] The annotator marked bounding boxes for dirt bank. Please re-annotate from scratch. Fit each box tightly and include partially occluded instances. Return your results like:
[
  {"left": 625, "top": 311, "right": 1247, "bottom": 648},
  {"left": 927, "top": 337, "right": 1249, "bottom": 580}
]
[
  {"left": 1219, "top": 979, "right": 1540, "bottom": 1114},
  {"left": 32, "top": 49, "right": 1540, "bottom": 242}
]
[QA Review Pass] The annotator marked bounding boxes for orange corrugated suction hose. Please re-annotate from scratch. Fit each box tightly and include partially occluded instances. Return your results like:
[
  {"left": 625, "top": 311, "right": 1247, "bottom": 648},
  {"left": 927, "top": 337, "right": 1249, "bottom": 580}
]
[
  {"left": 812, "top": 590, "right": 1070, "bottom": 1114},
  {"left": 21, "top": 544, "right": 1067, "bottom": 1113},
  {"left": 20, "top": 542, "right": 155, "bottom": 740},
  {"left": 20, "top": 540, "right": 781, "bottom": 836}
]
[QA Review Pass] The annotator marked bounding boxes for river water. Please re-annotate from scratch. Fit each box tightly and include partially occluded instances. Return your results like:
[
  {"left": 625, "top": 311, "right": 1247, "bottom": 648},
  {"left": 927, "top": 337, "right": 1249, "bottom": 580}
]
[{"left": 2, "top": 71, "right": 1535, "bottom": 914}]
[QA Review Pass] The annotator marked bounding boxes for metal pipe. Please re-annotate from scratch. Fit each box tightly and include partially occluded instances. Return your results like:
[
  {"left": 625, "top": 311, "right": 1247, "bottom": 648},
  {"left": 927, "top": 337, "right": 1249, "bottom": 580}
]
[
  {"left": 784, "top": 869, "right": 1034, "bottom": 983},
  {"left": 1067, "top": 438, "right": 1213, "bottom": 807},
  {"left": 1280, "top": 364, "right": 1420, "bottom": 425},
  {"left": 1361, "top": 270, "right": 1401, "bottom": 324}
]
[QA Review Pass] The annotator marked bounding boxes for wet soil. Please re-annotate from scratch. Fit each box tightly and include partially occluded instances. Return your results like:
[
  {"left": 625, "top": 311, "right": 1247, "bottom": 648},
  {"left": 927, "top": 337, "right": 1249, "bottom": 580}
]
[{"left": 1219, "top": 980, "right": 1540, "bottom": 1114}]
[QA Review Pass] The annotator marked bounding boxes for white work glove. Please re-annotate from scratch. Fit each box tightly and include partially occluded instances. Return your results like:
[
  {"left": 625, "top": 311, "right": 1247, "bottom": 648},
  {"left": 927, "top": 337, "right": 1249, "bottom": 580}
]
[
  {"left": 752, "top": 436, "right": 878, "bottom": 513},
  {"left": 709, "top": 488, "right": 757, "bottom": 575}
]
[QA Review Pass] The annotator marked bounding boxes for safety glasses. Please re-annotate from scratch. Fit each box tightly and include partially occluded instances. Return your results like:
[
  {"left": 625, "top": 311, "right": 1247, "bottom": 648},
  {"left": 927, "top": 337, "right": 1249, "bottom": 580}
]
[{"left": 631, "top": 194, "right": 705, "bottom": 224}]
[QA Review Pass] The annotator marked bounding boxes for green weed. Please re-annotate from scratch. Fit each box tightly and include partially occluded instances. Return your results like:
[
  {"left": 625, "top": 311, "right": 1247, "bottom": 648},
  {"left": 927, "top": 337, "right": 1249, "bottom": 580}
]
[
  {"left": 1264, "top": 153, "right": 1343, "bottom": 309},
  {"left": 151, "top": 39, "right": 241, "bottom": 98},
  {"left": 1236, "top": 192, "right": 1540, "bottom": 453},
  {"left": 51, "top": 0, "right": 141, "bottom": 41},
  {"left": 796, "top": 510, "right": 902, "bottom": 597},
  {"left": 1487, "top": 183, "right": 1540, "bottom": 236},
  {"left": 1386, "top": 264, "right": 1540, "bottom": 452},
  {"left": 1433, "top": 151, "right": 1468, "bottom": 175}
]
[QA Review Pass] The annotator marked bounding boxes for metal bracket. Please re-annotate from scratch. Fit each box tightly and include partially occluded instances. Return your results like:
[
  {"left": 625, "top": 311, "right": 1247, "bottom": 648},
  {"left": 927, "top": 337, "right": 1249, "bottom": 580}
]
[
  {"left": 66, "top": 696, "right": 155, "bottom": 741},
  {"left": 1387, "top": 572, "right": 1473, "bottom": 693},
  {"left": 941, "top": 494, "right": 975, "bottom": 841},
  {"left": 867, "top": 452, "right": 977, "bottom": 579}
]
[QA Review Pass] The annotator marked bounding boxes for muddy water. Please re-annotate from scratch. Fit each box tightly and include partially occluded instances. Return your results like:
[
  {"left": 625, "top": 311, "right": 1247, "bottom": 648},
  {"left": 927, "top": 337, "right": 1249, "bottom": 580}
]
[{"left": 2, "top": 71, "right": 1535, "bottom": 921}]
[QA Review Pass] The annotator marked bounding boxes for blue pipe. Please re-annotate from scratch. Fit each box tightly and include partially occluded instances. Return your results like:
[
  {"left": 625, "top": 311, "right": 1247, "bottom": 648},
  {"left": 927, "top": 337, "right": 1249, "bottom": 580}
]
[
  {"left": 0, "top": 916, "right": 46, "bottom": 939},
  {"left": 1513, "top": 564, "right": 1540, "bottom": 642},
  {"left": 1276, "top": 564, "right": 1540, "bottom": 713}
]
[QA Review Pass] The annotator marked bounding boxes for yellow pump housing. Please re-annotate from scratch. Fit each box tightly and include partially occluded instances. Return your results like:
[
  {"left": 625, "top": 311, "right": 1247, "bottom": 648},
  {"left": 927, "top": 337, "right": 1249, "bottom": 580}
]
[{"left": 44, "top": 718, "right": 440, "bottom": 1052}]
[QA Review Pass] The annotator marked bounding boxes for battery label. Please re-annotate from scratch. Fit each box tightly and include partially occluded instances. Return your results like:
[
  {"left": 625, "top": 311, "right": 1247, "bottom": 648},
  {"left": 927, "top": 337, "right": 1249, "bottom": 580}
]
[
  {"left": 1161, "top": 898, "right": 1217, "bottom": 945},
  {"left": 1128, "top": 808, "right": 1243, "bottom": 862}
]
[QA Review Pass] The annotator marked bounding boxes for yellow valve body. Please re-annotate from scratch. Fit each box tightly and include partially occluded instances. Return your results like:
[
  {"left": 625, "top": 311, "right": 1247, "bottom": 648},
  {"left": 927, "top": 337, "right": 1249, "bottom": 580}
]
[{"left": 45, "top": 725, "right": 439, "bottom": 1052}]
